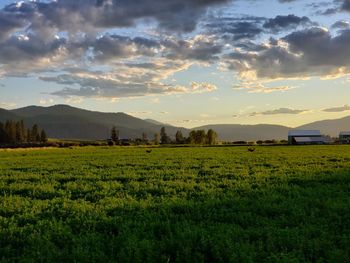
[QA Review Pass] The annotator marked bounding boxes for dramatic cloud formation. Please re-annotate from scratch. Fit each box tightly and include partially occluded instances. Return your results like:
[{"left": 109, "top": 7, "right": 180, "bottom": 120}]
[
  {"left": 0, "top": 0, "right": 350, "bottom": 99},
  {"left": 224, "top": 27, "right": 350, "bottom": 82}
]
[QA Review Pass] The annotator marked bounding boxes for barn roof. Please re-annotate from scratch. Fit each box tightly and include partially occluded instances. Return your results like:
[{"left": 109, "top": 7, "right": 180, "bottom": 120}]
[{"left": 288, "top": 130, "right": 321, "bottom": 136}]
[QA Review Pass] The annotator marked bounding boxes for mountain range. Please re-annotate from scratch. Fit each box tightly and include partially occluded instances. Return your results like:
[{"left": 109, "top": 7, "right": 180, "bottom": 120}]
[{"left": 0, "top": 105, "right": 349, "bottom": 141}]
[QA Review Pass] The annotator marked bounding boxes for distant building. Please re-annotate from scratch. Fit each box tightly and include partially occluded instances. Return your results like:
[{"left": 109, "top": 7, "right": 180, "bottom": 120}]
[
  {"left": 339, "top": 132, "right": 350, "bottom": 144},
  {"left": 288, "top": 130, "right": 326, "bottom": 145}
]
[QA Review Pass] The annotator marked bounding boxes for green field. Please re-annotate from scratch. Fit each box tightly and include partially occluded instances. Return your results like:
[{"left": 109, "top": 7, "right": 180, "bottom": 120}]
[{"left": 0, "top": 146, "right": 350, "bottom": 262}]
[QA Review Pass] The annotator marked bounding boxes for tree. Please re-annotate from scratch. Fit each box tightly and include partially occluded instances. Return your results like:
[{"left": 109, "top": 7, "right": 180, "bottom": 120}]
[
  {"left": 189, "top": 130, "right": 207, "bottom": 144},
  {"left": 111, "top": 126, "right": 119, "bottom": 143},
  {"left": 0, "top": 122, "right": 6, "bottom": 143},
  {"left": 142, "top": 132, "right": 148, "bottom": 143},
  {"left": 31, "top": 124, "right": 40, "bottom": 143},
  {"left": 175, "top": 130, "right": 184, "bottom": 144},
  {"left": 27, "top": 128, "right": 31, "bottom": 143},
  {"left": 196, "top": 130, "right": 206, "bottom": 144},
  {"left": 206, "top": 129, "right": 218, "bottom": 145},
  {"left": 15, "top": 121, "right": 24, "bottom": 143},
  {"left": 160, "top": 127, "right": 171, "bottom": 144},
  {"left": 154, "top": 133, "right": 160, "bottom": 145},
  {"left": 40, "top": 130, "right": 47, "bottom": 143},
  {"left": 5, "top": 121, "right": 16, "bottom": 144}
]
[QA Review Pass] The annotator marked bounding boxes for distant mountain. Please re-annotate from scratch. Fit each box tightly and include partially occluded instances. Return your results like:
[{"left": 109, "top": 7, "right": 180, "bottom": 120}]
[
  {"left": 0, "top": 105, "right": 188, "bottom": 140},
  {"left": 0, "top": 108, "right": 19, "bottom": 122},
  {"left": 297, "top": 116, "right": 350, "bottom": 137},
  {"left": 144, "top": 119, "right": 169, "bottom": 126},
  {"left": 1, "top": 104, "right": 349, "bottom": 140},
  {"left": 193, "top": 124, "right": 290, "bottom": 141}
]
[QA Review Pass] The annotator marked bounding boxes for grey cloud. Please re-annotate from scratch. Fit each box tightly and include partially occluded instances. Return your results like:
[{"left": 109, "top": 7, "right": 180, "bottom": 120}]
[
  {"left": 0, "top": 34, "right": 65, "bottom": 62},
  {"left": 225, "top": 27, "right": 350, "bottom": 80},
  {"left": 92, "top": 35, "right": 161, "bottom": 61},
  {"left": 318, "top": 0, "right": 350, "bottom": 14},
  {"left": 0, "top": 12, "right": 26, "bottom": 40},
  {"left": 263, "top": 15, "right": 313, "bottom": 32},
  {"left": 250, "top": 108, "right": 307, "bottom": 116},
  {"left": 40, "top": 73, "right": 216, "bottom": 99},
  {"left": 331, "top": 20, "right": 350, "bottom": 29},
  {"left": 340, "top": 0, "right": 350, "bottom": 11},
  {"left": 41, "top": 74, "right": 185, "bottom": 98},
  {"left": 2, "top": 0, "right": 231, "bottom": 35},
  {"left": 323, "top": 105, "right": 350, "bottom": 112},
  {"left": 163, "top": 37, "right": 223, "bottom": 61},
  {"left": 206, "top": 16, "right": 265, "bottom": 40}
]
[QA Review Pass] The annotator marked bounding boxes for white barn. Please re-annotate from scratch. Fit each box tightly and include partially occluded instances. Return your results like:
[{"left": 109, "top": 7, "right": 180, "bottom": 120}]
[{"left": 288, "top": 130, "right": 326, "bottom": 145}]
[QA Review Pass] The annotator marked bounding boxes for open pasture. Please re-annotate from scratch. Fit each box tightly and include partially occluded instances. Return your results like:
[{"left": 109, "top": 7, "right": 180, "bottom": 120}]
[{"left": 0, "top": 146, "right": 349, "bottom": 262}]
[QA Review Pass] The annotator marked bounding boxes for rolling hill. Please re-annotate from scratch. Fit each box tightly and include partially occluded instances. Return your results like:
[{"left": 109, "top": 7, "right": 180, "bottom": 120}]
[
  {"left": 193, "top": 124, "right": 291, "bottom": 141},
  {"left": 0, "top": 104, "right": 349, "bottom": 140},
  {"left": 297, "top": 116, "right": 350, "bottom": 137},
  {"left": 0, "top": 105, "right": 188, "bottom": 140}
]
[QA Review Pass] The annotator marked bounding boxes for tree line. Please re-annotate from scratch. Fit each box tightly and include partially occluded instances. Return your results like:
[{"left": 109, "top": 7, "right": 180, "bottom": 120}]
[
  {"left": 110, "top": 126, "right": 218, "bottom": 145},
  {"left": 0, "top": 120, "right": 47, "bottom": 145}
]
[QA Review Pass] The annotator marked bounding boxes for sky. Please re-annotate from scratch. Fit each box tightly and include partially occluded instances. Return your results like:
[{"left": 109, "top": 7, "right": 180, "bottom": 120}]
[{"left": 1, "top": 0, "right": 350, "bottom": 128}]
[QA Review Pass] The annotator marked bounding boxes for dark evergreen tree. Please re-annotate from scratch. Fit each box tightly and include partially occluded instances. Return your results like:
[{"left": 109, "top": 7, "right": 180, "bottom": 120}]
[
  {"left": 40, "top": 130, "right": 47, "bottom": 143},
  {"left": 0, "top": 122, "right": 6, "bottom": 143},
  {"left": 111, "top": 126, "right": 119, "bottom": 143},
  {"left": 20, "top": 120, "right": 26, "bottom": 142},
  {"left": 27, "top": 128, "right": 31, "bottom": 143},
  {"left": 15, "top": 121, "right": 23, "bottom": 143},
  {"left": 160, "top": 127, "right": 171, "bottom": 144},
  {"left": 175, "top": 130, "right": 184, "bottom": 144},
  {"left": 31, "top": 124, "right": 40, "bottom": 143},
  {"left": 5, "top": 121, "right": 16, "bottom": 144}
]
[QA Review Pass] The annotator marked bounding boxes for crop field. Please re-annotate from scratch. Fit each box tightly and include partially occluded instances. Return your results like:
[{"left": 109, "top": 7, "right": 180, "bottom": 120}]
[{"left": 0, "top": 146, "right": 350, "bottom": 262}]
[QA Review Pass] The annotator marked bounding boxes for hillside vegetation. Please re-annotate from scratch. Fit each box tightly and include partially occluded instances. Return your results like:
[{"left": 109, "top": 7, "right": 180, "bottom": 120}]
[
  {"left": 0, "top": 146, "right": 349, "bottom": 262},
  {"left": 2, "top": 105, "right": 350, "bottom": 141}
]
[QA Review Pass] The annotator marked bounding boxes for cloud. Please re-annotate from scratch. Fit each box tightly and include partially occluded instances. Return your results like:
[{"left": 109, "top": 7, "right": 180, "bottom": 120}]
[
  {"left": 263, "top": 15, "right": 314, "bottom": 32},
  {"left": 163, "top": 35, "right": 223, "bottom": 62},
  {"left": 1, "top": 0, "right": 231, "bottom": 35},
  {"left": 205, "top": 16, "right": 265, "bottom": 40},
  {"left": 39, "top": 70, "right": 217, "bottom": 99},
  {"left": 233, "top": 82, "right": 295, "bottom": 93},
  {"left": 0, "top": 102, "right": 17, "bottom": 109},
  {"left": 331, "top": 20, "right": 350, "bottom": 29},
  {"left": 224, "top": 27, "right": 350, "bottom": 81},
  {"left": 0, "top": 0, "right": 349, "bottom": 101},
  {"left": 323, "top": 105, "right": 350, "bottom": 112},
  {"left": 91, "top": 35, "right": 161, "bottom": 62},
  {"left": 250, "top": 107, "right": 308, "bottom": 116},
  {"left": 39, "top": 98, "right": 54, "bottom": 105},
  {"left": 190, "top": 82, "right": 217, "bottom": 93},
  {"left": 340, "top": 0, "right": 350, "bottom": 12}
]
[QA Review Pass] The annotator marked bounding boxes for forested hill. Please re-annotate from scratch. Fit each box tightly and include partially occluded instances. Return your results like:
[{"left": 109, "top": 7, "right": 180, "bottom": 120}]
[
  {"left": 0, "top": 105, "right": 187, "bottom": 140},
  {"left": 1, "top": 105, "right": 349, "bottom": 140}
]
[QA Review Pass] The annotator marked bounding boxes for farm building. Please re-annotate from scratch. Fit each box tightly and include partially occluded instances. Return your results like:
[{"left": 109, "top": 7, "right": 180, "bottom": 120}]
[
  {"left": 339, "top": 132, "right": 350, "bottom": 144},
  {"left": 288, "top": 130, "right": 326, "bottom": 145}
]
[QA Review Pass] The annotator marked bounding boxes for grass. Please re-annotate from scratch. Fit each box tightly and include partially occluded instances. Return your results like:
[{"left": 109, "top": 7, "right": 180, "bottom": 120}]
[{"left": 0, "top": 145, "right": 349, "bottom": 262}]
